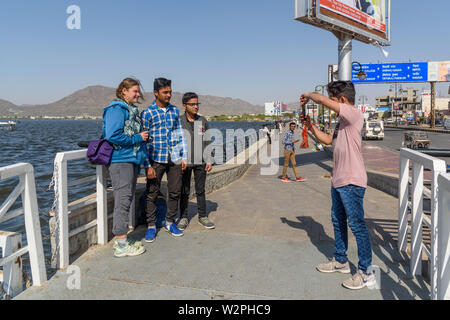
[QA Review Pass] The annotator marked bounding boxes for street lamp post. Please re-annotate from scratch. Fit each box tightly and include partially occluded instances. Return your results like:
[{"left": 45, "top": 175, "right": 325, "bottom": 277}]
[
  {"left": 315, "top": 85, "right": 327, "bottom": 132},
  {"left": 312, "top": 103, "right": 315, "bottom": 125},
  {"left": 359, "top": 95, "right": 368, "bottom": 112}
]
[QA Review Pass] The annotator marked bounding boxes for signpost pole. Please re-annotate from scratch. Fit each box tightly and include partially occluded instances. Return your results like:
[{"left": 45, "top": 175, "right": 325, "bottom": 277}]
[
  {"left": 431, "top": 81, "right": 436, "bottom": 129},
  {"left": 337, "top": 33, "right": 352, "bottom": 81},
  {"left": 392, "top": 94, "right": 395, "bottom": 126},
  {"left": 395, "top": 84, "right": 398, "bottom": 125}
]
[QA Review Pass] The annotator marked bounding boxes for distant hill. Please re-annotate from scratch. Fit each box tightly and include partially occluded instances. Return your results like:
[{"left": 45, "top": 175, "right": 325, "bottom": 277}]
[
  {"left": 0, "top": 86, "right": 263, "bottom": 118},
  {"left": 0, "top": 99, "right": 19, "bottom": 117}
]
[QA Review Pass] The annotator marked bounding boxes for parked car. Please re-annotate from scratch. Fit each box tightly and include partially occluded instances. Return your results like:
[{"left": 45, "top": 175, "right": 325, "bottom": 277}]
[{"left": 362, "top": 120, "right": 384, "bottom": 140}]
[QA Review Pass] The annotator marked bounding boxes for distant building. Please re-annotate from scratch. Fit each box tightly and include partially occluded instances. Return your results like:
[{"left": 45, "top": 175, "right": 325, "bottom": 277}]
[
  {"left": 357, "top": 104, "right": 377, "bottom": 113},
  {"left": 305, "top": 101, "right": 319, "bottom": 121},
  {"left": 420, "top": 90, "right": 450, "bottom": 116},
  {"left": 376, "top": 87, "right": 420, "bottom": 116},
  {"left": 265, "top": 101, "right": 283, "bottom": 116}
]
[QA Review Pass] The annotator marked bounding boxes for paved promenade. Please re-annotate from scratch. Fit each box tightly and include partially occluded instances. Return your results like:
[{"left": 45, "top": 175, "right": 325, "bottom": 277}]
[
  {"left": 362, "top": 143, "right": 400, "bottom": 176},
  {"left": 16, "top": 129, "right": 430, "bottom": 300}
]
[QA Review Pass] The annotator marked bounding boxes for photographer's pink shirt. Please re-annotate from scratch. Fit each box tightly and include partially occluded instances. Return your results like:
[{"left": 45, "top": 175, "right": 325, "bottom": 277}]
[{"left": 331, "top": 103, "right": 367, "bottom": 189}]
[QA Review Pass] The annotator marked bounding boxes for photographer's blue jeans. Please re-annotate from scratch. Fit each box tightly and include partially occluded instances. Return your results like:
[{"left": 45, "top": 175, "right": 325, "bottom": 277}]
[{"left": 331, "top": 185, "right": 372, "bottom": 273}]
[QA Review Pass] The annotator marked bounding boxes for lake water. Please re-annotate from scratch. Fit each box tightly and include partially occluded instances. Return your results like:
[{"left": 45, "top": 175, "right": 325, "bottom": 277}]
[{"left": 0, "top": 120, "right": 271, "bottom": 274}]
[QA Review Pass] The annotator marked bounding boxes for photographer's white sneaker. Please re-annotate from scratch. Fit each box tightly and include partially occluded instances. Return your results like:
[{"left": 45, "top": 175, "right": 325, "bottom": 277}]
[
  {"left": 316, "top": 258, "right": 350, "bottom": 274},
  {"left": 342, "top": 269, "right": 376, "bottom": 290}
]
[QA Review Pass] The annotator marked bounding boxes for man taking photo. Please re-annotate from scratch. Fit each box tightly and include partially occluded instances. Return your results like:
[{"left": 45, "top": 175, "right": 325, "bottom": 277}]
[{"left": 300, "top": 81, "right": 375, "bottom": 290}]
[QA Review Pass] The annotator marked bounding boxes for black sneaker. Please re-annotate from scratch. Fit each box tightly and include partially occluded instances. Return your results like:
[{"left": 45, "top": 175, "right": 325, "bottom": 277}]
[
  {"left": 178, "top": 218, "right": 189, "bottom": 231},
  {"left": 198, "top": 217, "right": 215, "bottom": 229}
]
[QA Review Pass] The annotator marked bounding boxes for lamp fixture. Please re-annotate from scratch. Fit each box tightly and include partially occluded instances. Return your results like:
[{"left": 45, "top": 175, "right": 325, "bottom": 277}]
[{"left": 352, "top": 61, "right": 367, "bottom": 81}]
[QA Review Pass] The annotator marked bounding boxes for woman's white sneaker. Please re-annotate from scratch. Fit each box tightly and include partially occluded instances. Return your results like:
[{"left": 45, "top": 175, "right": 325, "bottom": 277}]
[{"left": 113, "top": 241, "right": 146, "bottom": 258}]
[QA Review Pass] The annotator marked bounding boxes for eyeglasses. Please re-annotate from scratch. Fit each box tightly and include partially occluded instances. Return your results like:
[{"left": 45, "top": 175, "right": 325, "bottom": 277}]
[{"left": 185, "top": 103, "right": 201, "bottom": 107}]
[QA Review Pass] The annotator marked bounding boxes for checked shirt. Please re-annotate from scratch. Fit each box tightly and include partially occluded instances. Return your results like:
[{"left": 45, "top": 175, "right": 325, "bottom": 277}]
[{"left": 140, "top": 101, "right": 187, "bottom": 168}]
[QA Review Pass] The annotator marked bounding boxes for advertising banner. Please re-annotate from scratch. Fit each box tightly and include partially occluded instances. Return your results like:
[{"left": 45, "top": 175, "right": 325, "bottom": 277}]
[
  {"left": 320, "top": 0, "right": 387, "bottom": 33},
  {"left": 428, "top": 61, "right": 450, "bottom": 82},
  {"left": 294, "top": 0, "right": 391, "bottom": 45}
]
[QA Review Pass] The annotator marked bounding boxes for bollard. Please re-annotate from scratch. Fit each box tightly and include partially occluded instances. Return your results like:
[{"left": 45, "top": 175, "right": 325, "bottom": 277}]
[{"left": 0, "top": 231, "right": 23, "bottom": 298}]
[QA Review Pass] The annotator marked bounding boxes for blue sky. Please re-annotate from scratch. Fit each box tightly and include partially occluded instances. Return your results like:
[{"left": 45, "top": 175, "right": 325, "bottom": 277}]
[{"left": 0, "top": 0, "right": 449, "bottom": 107}]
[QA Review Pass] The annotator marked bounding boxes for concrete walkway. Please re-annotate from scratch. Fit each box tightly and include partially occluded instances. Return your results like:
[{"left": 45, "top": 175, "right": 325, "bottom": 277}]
[{"left": 16, "top": 129, "right": 430, "bottom": 300}]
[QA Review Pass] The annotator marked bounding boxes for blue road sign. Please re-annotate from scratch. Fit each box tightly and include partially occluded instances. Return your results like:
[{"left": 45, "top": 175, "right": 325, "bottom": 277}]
[{"left": 352, "top": 62, "right": 428, "bottom": 83}]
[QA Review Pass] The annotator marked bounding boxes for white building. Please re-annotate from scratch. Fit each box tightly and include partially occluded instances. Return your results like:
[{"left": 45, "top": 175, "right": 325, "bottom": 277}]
[
  {"left": 357, "top": 104, "right": 377, "bottom": 113},
  {"left": 265, "top": 101, "right": 281, "bottom": 116},
  {"left": 420, "top": 90, "right": 450, "bottom": 116}
]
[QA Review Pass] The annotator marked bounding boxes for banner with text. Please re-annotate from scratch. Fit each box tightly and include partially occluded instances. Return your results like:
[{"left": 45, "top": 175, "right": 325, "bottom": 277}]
[
  {"left": 320, "top": 0, "right": 387, "bottom": 33},
  {"left": 352, "top": 61, "right": 450, "bottom": 83}
]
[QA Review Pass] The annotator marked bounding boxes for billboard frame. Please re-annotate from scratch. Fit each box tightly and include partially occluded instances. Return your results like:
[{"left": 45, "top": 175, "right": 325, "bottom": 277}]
[{"left": 295, "top": 0, "right": 391, "bottom": 46}]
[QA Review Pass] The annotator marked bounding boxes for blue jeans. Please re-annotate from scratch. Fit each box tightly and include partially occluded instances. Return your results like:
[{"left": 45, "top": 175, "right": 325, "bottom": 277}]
[{"left": 331, "top": 185, "right": 372, "bottom": 272}]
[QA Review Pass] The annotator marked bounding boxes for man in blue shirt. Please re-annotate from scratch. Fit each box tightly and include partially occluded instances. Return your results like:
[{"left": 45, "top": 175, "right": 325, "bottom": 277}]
[
  {"left": 281, "top": 122, "right": 306, "bottom": 182},
  {"left": 141, "top": 78, "right": 187, "bottom": 242}
]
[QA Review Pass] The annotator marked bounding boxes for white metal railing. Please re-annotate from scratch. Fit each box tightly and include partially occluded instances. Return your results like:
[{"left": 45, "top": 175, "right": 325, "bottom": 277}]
[
  {"left": 398, "top": 148, "right": 447, "bottom": 300},
  {"left": 53, "top": 150, "right": 109, "bottom": 269},
  {"left": 0, "top": 163, "right": 47, "bottom": 298},
  {"left": 437, "top": 173, "right": 450, "bottom": 300}
]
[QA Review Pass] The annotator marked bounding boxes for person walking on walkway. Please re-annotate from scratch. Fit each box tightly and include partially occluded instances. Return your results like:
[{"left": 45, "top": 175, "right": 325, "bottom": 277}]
[
  {"left": 103, "top": 78, "right": 148, "bottom": 257},
  {"left": 141, "top": 78, "right": 187, "bottom": 242},
  {"left": 262, "top": 125, "right": 271, "bottom": 144},
  {"left": 178, "top": 92, "right": 215, "bottom": 231},
  {"left": 281, "top": 122, "right": 307, "bottom": 182},
  {"left": 300, "top": 81, "right": 375, "bottom": 290}
]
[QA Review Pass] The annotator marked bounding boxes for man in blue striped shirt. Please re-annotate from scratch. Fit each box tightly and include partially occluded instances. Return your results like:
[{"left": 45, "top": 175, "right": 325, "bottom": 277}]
[
  {"left": 141, "top": 78, "right": 187, "bottom": 241},
  {"left": 281, "top": 122, "right": 306, "bottom": 182}
]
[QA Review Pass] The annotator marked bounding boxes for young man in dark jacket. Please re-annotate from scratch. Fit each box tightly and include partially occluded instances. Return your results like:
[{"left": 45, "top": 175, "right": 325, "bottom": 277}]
[{"left": 178, "top": 92, "right": 215, "bottom": 230}]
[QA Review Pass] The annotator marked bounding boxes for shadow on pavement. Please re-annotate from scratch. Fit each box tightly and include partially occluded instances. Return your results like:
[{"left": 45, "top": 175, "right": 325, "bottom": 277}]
[
  {"left": 280, "top": 215, "right": 430, "bottom": 299},
  {"left": 183, "top": 200, "right": 219, "bottom": 221},
  {"left": 280, "top": 216, "right": 334, "bottom": 260},
  {"left": 366, "top": 218, "right": 430, "bottom": 300}
]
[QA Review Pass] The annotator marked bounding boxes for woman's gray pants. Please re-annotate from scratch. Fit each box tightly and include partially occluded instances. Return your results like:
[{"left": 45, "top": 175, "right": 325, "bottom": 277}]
[{"left": 107, "top": 162, "right": 138, "bottom": 236}]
